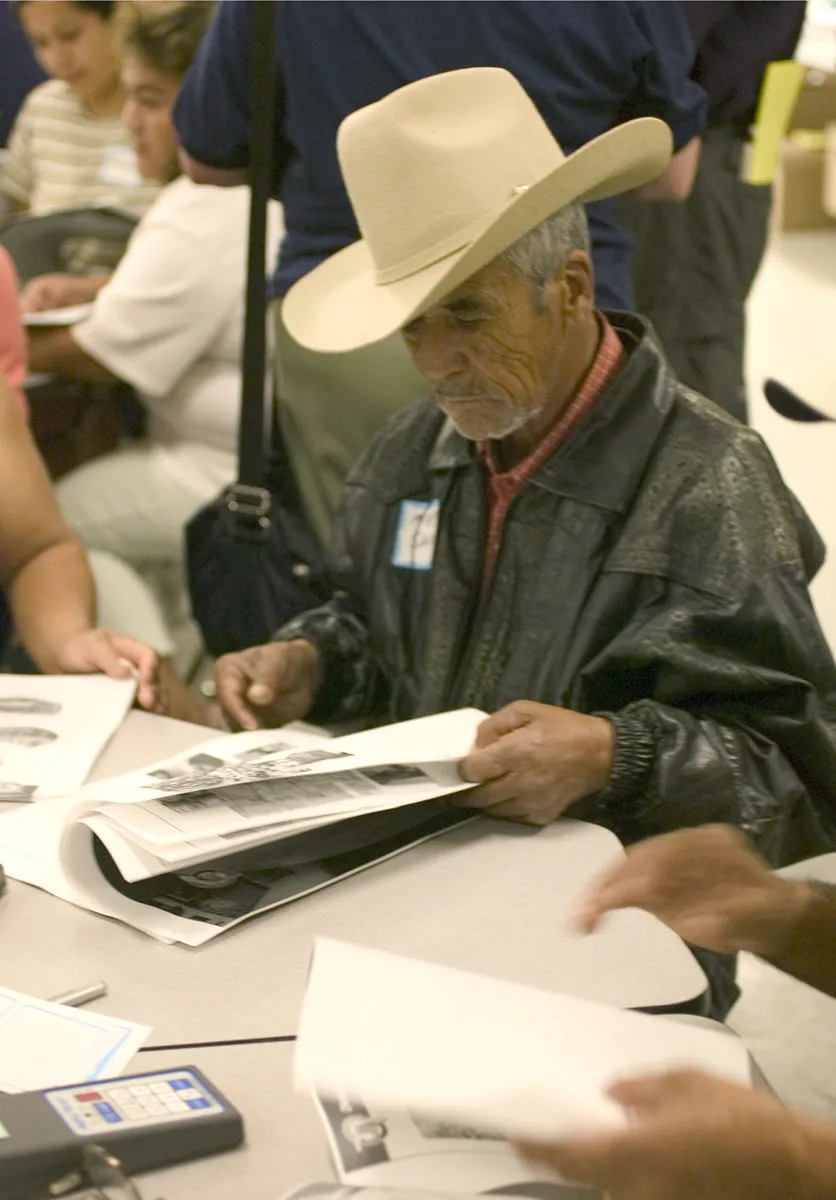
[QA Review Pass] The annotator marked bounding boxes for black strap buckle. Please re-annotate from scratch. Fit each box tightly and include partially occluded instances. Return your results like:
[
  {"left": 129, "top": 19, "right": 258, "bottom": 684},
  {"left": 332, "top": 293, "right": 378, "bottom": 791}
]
[{"left": 225, "top": 484, "right": 272, "bottom": 541}]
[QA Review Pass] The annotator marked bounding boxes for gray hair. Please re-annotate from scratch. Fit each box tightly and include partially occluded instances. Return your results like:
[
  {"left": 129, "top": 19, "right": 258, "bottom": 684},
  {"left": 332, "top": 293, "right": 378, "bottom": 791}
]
[{"left": 502, "top": 202, "right": 590, "bottom": 307}]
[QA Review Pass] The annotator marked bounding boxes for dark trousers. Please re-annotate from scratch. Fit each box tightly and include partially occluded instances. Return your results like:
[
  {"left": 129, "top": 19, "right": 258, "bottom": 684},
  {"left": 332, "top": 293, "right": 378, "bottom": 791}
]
[{"left": 625, "top": 127, "right": 773, "bottom": 423}]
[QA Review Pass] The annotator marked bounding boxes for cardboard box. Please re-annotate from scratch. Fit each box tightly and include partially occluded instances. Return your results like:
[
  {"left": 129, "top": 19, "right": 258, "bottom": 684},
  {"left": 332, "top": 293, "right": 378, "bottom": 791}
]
[
  {"left": 773, "top": 139, "right": 836, "bottom": 229},
  {"left": 789, "top": 66, "right": 836, "bottom": 131},
  {"left": 773, "top": 67, "right": 836, "bottom": 230},
  {"left": 825, "top": 122, "right": 836, "bottom": 218}
]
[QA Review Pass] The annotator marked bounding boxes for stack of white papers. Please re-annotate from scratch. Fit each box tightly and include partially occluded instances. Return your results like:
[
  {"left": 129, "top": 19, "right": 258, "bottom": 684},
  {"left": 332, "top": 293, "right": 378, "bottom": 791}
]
[
  {"left": 0, "top": 675, "right": 135, "bottom": 801},
  {"left": 296, "top": 940, "right": 752, "bottom": 1164},
  {"left": 0, "top": 711, "right": 485, "bottom": 945},
  {"left": 0, "top": 986, "right": 150, "bottom": 1093}
]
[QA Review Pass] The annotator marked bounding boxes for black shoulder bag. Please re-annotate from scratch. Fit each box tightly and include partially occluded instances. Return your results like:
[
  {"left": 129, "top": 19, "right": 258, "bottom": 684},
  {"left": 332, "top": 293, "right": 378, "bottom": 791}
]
[{"left": 186, "top": 0, "right": 326, "bottom": 658}]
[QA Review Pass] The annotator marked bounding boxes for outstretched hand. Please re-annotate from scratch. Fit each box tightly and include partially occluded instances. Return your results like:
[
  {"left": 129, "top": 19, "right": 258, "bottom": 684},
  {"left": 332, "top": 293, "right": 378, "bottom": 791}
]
[{"left": 574, "top": 824, "right": 808, "bottom": 957}]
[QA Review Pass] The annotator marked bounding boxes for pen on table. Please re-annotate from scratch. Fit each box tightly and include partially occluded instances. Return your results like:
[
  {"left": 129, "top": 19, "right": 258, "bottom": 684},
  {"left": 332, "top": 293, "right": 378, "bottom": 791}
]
[{"left": 48, "top": 981, "right": 108, "bottom": 1008}]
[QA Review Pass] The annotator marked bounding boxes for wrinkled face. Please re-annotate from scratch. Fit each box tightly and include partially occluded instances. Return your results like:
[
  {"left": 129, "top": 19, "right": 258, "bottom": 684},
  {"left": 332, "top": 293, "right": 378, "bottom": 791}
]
[
  {"left": 121, "top": 56, "right": 180, "bottom": 183},
  {"left": 20, "top": 2, "right": 121, "bottom": 107},
  {"left": 402, "top": 256, "right": 575, "bottom": 442}
]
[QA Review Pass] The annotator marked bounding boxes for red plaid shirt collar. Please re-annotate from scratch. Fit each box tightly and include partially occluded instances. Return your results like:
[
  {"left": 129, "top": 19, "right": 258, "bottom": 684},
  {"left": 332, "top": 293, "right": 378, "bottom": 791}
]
[
  {"left": 478, "top": 313, "right": 624, "bottom": 491},
  {"left": 477, "top": 314, "right": 624, "bottom": 587}
]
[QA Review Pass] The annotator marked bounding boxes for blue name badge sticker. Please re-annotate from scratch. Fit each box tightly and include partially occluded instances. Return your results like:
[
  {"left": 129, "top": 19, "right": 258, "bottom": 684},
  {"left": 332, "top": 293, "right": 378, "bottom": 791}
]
[{"left": 392, "top": 499, "right": 440, "bottom": 571}]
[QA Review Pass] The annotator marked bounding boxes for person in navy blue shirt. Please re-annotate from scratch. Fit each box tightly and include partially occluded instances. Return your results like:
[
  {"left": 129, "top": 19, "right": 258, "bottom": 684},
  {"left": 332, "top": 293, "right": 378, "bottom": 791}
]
[
  {"left": 0, "top": 0, "right": 45, "bottom": 146},
  {"left": 626, "top": 1, "right": 806, "bottom": 424},
  {"left": 173, "top": 0, "right": 706, "bottom": 549}
]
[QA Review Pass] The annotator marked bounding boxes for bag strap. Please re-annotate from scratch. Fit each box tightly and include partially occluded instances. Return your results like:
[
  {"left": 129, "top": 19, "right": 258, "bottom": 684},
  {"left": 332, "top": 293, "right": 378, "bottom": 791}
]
[{"left": 235, "top": 0, "right": 279, "bottom": 494}]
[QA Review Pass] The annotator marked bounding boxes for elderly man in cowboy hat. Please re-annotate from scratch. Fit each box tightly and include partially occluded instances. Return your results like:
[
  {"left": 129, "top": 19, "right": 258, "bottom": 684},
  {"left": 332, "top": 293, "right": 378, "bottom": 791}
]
[{"left": 216, "top": 69, "right": 836, "bottom": 1008}]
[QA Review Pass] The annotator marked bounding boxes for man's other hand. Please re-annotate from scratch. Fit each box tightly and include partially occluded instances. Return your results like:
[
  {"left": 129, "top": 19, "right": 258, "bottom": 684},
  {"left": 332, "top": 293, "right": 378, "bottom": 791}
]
[
  {"left": 575, "top": 824, "right": 810, "bottom": 957},
  {"left": 458, "top": 700, "right": 614, "bottom": 825},
  {"left": 516, "top": 1069, "right": 826, "bottom": 1200},
  {"left": 215, "top": 640, "right": 322, "bottom": 731}
]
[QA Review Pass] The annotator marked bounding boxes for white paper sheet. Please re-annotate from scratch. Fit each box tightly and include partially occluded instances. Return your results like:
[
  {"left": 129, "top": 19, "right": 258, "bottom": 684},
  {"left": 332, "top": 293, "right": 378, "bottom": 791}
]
[
  {"left": 0, "top": 675, "right": 135, "bottom": 799},
  {"left": 0, "top": 985, "right": 151, "bottom": 1092},
  {"left": 296, "top": 939, "right": 752, "bottom": 1143},
  {"left": 281, "top": 1182, "right": 594, "bottom": 1200},
  {"left": 310, "top": 1100, "right": 597, "bottom": 1197},
  {"left": 0, "top": 711, "right": 485, "bottom": 945},
  {"left": 21, "top": 303, "right": 94, "bottom": 327}
]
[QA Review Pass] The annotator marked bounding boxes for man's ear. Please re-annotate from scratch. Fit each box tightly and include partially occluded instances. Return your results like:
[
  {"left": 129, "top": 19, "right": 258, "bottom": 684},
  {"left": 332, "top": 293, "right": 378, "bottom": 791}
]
[
  {"left": 549, "top": 251, "right": 595, "bottom": 325},
  {"left": 563, "top": 250, "right": 595, "bottom": 317}
]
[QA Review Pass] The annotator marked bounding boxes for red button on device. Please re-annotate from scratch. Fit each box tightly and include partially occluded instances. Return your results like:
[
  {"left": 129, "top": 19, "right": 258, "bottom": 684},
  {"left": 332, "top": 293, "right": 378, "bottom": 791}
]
[{"left": 75, "top": 1092, "right": 101, "bottom": 1102}]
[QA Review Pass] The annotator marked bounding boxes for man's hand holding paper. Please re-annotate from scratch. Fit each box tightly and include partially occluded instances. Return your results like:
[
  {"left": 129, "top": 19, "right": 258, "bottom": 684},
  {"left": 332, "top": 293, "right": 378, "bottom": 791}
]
[{"left": 458, "top": 702, "right": 614, "bottom": 826}]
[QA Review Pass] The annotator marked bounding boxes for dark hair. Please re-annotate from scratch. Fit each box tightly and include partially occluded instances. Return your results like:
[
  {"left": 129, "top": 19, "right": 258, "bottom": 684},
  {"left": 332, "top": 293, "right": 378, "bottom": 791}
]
[
  {"left": 16, "top": 1, "right": 117, "bottom": 17},
  {"left": 123, "top": 2, "right": 215, "bottom": 80}
]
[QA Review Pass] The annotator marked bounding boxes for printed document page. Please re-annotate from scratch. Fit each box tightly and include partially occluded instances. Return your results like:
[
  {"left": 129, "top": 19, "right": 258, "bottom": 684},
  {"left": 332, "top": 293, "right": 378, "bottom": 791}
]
[
  {"left": 296, "top": 939, "right": 752, "bottom": 1142},
  {"left": 0, "top": 986, "right": 151, "bottom": 1092},
  {"left": 0, "top": 675, "right": 135, "bottom": 800}
]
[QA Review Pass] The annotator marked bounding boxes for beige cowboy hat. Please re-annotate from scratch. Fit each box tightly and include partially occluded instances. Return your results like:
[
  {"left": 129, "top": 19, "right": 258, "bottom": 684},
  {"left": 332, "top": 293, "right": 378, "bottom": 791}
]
[{"left": 282, "top": 67, "right": 673, "bottom": 353}]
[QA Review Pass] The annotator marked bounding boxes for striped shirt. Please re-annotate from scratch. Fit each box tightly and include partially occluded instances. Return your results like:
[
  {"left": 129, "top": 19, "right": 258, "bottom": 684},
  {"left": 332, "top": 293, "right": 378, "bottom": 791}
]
[
  {"left": 478, "top": 314, "right": 624, "bottom": 588},
  {"left": 1, "top": 79, "right": 159, "bottom": 271}
]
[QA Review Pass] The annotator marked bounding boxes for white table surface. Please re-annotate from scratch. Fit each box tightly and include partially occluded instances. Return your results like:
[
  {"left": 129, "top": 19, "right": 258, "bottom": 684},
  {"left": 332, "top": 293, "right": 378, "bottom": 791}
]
[{"left": 0, "top": 712, "right": 706, "bottom": 1048}]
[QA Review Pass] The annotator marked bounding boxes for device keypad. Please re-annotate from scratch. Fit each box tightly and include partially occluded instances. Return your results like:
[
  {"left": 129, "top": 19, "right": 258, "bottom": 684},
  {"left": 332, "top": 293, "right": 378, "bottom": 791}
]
[{"left": 46, "top": 1070, "right": 221, "bottom": 1135}]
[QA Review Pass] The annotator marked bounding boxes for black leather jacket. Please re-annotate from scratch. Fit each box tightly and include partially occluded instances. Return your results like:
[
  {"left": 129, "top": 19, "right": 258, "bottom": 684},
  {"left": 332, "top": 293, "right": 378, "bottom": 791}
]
[{"left": 277, "top": 315, "right": 836, "bottom": 866}]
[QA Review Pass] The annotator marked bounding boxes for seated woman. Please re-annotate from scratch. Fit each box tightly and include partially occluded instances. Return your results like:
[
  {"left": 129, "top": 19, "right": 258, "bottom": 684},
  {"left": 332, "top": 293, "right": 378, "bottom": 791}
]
[
  {"left": 0, "top": 370, "right": 159, "bottom": 706},
  {"left": 2, "top": 1, "right": 160, "bottom": 284},
  {"left": 26, "top": 2, "right": 282, "bottom": 669},
  {"left": 0, "top": 248, "right": 27, "bottom": 410}
]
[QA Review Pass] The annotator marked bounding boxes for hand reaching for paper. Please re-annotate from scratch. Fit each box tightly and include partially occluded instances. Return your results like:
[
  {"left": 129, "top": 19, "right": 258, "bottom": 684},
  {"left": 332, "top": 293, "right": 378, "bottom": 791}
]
[
  {"left": 215, "top": 639, "right": 323, "bottom": 730},
  {"left": 516, "top": 1069, "right": 836, "bottom": 1200},
  {"left": 55, "top": 628, "right": 159, "bottom": 712},
  {"left": 457, "top": 700, "right": 614, "bottom": 825},
  {"left": 574, "top": 824, "right": 808, "bottom": 957}
]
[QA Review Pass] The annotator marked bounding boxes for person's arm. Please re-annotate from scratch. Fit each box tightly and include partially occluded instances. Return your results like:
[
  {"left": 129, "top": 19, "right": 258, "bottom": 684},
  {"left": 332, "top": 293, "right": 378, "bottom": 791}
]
[
  {"left": 271, "top": 493, "right": 391, "bottom": 724},
  {"left": 626, "top": 1, "right": 707, "bottom": 198},
  {"left": 637, "top": 134, "right": 701, "bottom": 199},
  {"left": 178, "top": 149, "right": 248, "bottom": 188},
  {"left": 0, "top": 377, "right": 157, "bottom": 703},
  {"left": 464, "top": 441, "right": 836, "bottom": 860},
  {"left": 0, "top": 192, "right": 23, "bottom": 224},
  {"left": 576, "top": 824, "right": 836, "bottom": 999},
  {"left": 0, "top": 247, "right": 27, "bottom": 408},
  {"left": 762, "top": 881, "right": 836, "bottom": 997},
  {"left": 461, "top": 568, "right": 836, "bottom": 850},
  {"left": 578, "top": 567, "right": 836, "bottom": 862},
  {"left": 0, "top": 88, "right": 35, "bottom": 216},
  {"left": 173, "top": 0, "right": 291, "bottom": 193},
  {"left": 516, "top": 1069, "right": 836, "bottom": 1200},
  {"left": 25, "top": 325, "right": 117, "bottom": 382}
]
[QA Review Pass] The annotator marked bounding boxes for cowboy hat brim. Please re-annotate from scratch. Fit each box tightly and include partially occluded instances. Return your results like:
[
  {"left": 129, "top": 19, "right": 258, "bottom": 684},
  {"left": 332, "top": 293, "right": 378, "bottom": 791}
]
[{"left": 283, "top": 116, "right": 672, "bottom": 353}]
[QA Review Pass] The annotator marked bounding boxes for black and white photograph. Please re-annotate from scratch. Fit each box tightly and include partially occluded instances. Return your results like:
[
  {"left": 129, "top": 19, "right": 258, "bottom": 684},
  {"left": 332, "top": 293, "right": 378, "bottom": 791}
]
[
  {"left": 96, "top": 804, "right": 470, "bottom": 930},
  {"left": 0, "top": 727, "right": 58, "bottom": 749},
  {"left": 0, "top": 674, "right": 136, "bottom": 799},
  {"left": 0, "top": 697, "right": 62, "bottom": 716},
  {"left": 315, "top": 1095, "right": 597, "bottom": 1199},
  {"left": 146, "top": 752, "right": 226, "bottom": 783},
  {"left": 140, "top": 747, "right": 352, "bottom": 797},
  {"left": 0, "top": 781, "right": 36, "bottom": 801}
]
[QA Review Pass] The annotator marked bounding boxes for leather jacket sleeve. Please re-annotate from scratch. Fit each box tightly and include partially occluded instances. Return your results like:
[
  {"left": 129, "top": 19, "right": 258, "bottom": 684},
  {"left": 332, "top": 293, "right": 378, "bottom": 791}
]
[
  {"left": 574, "top": 563, "right": 836, "bottom": 866},
  {"left": 271, "top": 491, "right": 391, "bottom": 724}
]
